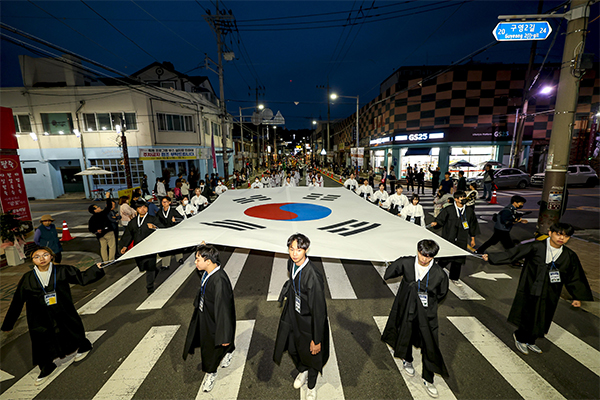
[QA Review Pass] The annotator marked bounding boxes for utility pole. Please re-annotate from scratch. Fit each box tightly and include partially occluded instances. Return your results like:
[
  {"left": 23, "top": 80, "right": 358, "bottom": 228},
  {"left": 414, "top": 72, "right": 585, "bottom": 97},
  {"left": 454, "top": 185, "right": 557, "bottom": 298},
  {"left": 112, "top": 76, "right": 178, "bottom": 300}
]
[
  {"left": 204, "top": 1, "right": 233, "bottom": 181},
  {"left": 537, "top": 0, "right": 590, "bottom": 234},
  {"left": 317, "top": 82, "right": 331, "bottom": 166}
]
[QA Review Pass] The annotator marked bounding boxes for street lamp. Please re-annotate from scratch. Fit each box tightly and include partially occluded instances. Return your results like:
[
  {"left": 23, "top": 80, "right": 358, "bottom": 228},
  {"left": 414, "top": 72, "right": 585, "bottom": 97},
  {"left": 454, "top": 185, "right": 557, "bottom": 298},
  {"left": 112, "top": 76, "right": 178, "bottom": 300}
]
[
  {"left": 331, "top": 92, "right": 360, "bottom": 172},
  {"left": 239, "top": 104, "right": 264, "bottom": 170}
]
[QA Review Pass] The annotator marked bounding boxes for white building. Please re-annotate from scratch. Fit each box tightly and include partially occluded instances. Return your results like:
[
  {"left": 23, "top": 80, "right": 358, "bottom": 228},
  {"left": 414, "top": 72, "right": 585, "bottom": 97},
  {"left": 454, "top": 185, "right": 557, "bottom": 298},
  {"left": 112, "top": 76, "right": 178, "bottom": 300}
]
[{"left": 1, "top": 55, "right": 233, "bottom": 199}]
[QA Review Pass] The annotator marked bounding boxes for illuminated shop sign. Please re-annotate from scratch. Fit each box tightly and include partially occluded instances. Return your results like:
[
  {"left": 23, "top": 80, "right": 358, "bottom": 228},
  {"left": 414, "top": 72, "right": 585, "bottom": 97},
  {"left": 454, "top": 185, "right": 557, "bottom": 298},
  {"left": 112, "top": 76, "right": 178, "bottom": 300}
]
[
  {"left": 369, "top": 137, "right": 392, "bottom": 145},
  {"left": 395, "top": 132, "right": 444, "bottom": 142}
]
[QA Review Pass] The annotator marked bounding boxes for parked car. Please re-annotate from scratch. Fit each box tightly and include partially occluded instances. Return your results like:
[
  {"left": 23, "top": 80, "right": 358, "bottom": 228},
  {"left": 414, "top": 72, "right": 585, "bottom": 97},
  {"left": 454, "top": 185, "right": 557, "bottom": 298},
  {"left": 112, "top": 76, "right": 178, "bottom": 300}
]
[
  {"left": 531, "top": 165, "right": 599, "bottom": 187},
  {"left": 467, "top": 168, "right": 531, "bottom": 189}
]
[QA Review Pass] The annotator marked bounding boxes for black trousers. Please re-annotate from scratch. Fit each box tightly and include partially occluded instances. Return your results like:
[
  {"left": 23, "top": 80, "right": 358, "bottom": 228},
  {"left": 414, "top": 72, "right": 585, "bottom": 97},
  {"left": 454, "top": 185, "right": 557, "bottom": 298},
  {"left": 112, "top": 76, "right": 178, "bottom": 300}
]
[
  {"left": 416, "top": 181, "right": 425, "bottom": 194},
  {"left": 439, "top": 258, "right": 463, "bottom": 281},
  {"left": 431, "top": 181, "right": 439, "bottom": 195},
  {"left": 406, "top": 179, "right": 414, "bottom": 191},
  {"left": 297, "top": 365, "right": 318, "bottom": 389},
  {"left": 477, "top": 228, "right": 514, "bottom": 254},
  {"left": 514, "top": 296, "right": 540, "bottom": 345},
  {"left": 404, "top": 318, "right": 435, "bottom": 383}
]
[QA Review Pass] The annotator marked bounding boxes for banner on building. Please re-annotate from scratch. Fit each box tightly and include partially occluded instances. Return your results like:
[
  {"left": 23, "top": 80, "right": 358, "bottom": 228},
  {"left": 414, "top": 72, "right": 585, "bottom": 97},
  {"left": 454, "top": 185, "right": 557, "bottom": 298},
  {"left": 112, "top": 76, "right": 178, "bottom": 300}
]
[
  {"left": 117, "top": 186, "right": 142, "bottom": 202},
  {"left": 351, "top": 147, "right": 364, "bottom": 167},
  {"left": 138, "top": 148, "right": 198, "bottom": 160}
]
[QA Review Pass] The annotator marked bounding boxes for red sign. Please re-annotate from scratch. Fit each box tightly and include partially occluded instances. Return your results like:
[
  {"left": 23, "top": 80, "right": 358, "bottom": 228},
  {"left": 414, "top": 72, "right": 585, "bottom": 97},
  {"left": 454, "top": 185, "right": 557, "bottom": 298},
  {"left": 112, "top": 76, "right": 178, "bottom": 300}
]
[
  {"left": 0, "top": 107, "right": 18, "bottom": 150},
  {"left": 0, "top": 154, "right": 32, "bottom": 222}
]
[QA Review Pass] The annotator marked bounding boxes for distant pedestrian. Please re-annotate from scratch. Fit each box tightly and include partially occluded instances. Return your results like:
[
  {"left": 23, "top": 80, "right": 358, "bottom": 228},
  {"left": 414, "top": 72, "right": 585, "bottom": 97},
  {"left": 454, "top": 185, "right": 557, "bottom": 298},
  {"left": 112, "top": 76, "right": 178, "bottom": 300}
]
[
  {"left": 406, "top": 166, "right": 415, "bottom": 192},
  {"left": 156, "top": 177, "right": 167, "bottom": 199},
  {"left": 1, "top": 247, "right": 105, "bottom": 386},
  {"left": 428, "top": 166, "right": 441, "bottom": 196},
  {"left": 183, "top": 244, "right": 236, "bottom": 393},
  {"left": 389, "top": 169, "right": 397, "bottom": 193},
  {"left": 439, "top": 172, "right": 454, "bottom": 195},
  {"left": 456, "top": 171, "right": 467, "bottom": 192},
  {"left": 34, "top": 214, "right": 63, "bottom": 264},
  {"left": 87, "top": 200, "right": 115, "bottom": 262},
  {"left": 415, "top": 168, "right": 425, "bottom": 194},
  {"left": 119, "top": 196, "right": 137, "bottom": 227},
  {"left": 141, "top": 174, "right": 150, "bottom": 197},
  {"left": 482, "top": 164, "right": 494, "bottom": 201}
]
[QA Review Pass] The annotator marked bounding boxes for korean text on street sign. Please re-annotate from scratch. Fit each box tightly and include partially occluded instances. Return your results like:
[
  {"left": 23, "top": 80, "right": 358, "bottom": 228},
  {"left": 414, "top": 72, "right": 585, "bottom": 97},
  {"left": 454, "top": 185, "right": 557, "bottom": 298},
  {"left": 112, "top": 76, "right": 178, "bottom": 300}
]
[{"left": 493, "top": 21, "right": 552, "bottom": 41}]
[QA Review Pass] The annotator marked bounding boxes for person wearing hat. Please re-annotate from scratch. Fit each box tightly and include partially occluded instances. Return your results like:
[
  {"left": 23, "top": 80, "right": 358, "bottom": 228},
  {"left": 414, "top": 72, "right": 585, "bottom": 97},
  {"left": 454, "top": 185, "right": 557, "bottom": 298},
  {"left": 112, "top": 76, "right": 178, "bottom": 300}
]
[
  {"left": 34, "top": 215, "right": 63, "bottom": 264},
  {"left": 119, "top": 200, "right": 164, "bottom": 294}
]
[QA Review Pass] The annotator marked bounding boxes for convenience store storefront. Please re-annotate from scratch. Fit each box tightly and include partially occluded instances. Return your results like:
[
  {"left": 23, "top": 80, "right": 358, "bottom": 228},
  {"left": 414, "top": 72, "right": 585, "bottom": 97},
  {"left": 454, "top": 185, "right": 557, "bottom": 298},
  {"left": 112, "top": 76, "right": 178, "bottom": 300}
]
[{"left": 368, "top": 128, "right": 532, "bottom": 180}]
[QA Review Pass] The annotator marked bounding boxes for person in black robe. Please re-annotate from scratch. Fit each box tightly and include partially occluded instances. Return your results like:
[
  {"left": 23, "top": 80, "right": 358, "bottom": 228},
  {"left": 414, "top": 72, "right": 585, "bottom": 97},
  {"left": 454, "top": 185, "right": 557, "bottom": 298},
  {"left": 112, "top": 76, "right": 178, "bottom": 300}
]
[
  {"left": 1, "top": 247, "right": 105, "bottom": 385},
  {"left": 431, "top": 190, "right": 479, "bottom": 285},
  {"left": 119, "top": 201, "right": 164, "bottom": 294},
  {"left": 183, "top": 244, "right": 236, "bottom": 393},
  {"left": 274, "top": 233, "right": 329, "bottom": 400},
  {"left": 381, "top": 239, "right": 449, "bottom": 398},
  {"left": 482, "top": 223, "right": 593, "bottom": 354},
  {"left": 156, "top": 196, "right": 184, "bottom": 269}
]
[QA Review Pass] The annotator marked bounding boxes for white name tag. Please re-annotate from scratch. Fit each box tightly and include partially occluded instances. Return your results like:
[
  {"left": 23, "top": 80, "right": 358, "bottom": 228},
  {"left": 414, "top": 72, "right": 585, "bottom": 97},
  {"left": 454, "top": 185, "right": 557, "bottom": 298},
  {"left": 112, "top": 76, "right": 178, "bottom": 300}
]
[
  {"left": 549, "top": 270, "right": 561, "bottom": 283},
  {"left": 418, "top": 292, "right": 428, "bottom": 308},
  {"left": 44, "top": 292, "right": 57, "bottom": 306}
]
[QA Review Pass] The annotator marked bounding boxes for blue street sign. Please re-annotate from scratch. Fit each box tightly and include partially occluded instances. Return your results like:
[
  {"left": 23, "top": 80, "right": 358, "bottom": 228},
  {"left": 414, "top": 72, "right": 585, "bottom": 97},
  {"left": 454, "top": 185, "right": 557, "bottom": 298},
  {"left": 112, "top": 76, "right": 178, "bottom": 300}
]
[{"left": 493, "top": 21, "right": 552, "bottom": 41}]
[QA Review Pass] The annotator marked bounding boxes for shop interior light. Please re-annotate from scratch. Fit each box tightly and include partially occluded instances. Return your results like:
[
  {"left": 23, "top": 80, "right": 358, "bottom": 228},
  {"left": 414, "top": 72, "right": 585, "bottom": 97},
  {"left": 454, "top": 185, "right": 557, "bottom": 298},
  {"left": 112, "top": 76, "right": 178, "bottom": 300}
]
[
  {"left": 74, "top": 129, "right": 81, "bottom": 138},
  {"left": 87, "top": 128, "right": 93, "bottom": 132},
  {"left": 58, "top": 131, "right": 64, "bottom": 135},
  {"left": 44, "top": 132, "right": 49, "bottom": 136},
  {"left": 102, "top": 127, "right": 107, "bottom": 130},
  {"left": 29, "top": 132, "right": 38, "bottom": 141}
]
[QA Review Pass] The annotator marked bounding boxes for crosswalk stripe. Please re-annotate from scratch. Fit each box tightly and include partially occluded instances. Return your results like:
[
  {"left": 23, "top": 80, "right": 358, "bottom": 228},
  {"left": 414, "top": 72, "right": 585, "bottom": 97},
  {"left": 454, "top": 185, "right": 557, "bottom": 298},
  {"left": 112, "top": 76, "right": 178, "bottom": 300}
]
[
  {"left": 78, "top": 267, "right": 145, "bottom": 315},
  {"left": 373, "top": 316, "right": 456, "bottom": 400},
  {"left": 198, "top": 320, "right": 255, "bottom": 399},
  {"left": 303, "top": 321, "right": 344, "bottom": 399},
  {"left": 0, "top": 330, "right": 106, "bottom": 400},
  {"left": 448, "top": 316, "right": 566, "bottom": 400},
  {"left": 137, "top": 254, "right": 196, "bottom": 311},
  {"left": 371, "top": 261, "right": 400, "bottom": 296},
  {"left": 321, "top": 258, "right": 357, "bottom": 300},
  {"left": 225, "top": 248, "right": 251, "bottom": 290},
  {"left": 92, "top": 325, "right": 180, "bottom": 400},
  {"left": 267, "top": 254, "right": 289, "bottom": 301},
  {"left": 0, "top": 370, "right": 14, "bottom": 383},
  {"left": 444, "top": 270, "right": 485, "bottom": 301},
  {"left": 545, "top": 322, "right": 600, "bottom": 376}
]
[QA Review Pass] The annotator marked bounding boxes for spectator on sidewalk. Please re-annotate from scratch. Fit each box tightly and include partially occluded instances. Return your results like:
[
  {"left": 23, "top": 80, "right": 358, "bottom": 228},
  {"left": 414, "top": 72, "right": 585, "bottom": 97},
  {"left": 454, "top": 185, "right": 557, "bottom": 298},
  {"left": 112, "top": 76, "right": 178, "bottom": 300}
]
[
  {"left": 34, "top": 215, "right": 63, "bottom": 264},
  {"left": 415, "top": 168, "right": 425, "bottom": 194},
  {"left": 88, "top": 200, "right": 115, "bottom": 262},
  {"left": 156, "top": 177, "right": 167, "bottom": 199},
  {"left": 439, "top": 172, "right": 455, "bottom": 195},
  {"left": 119, "top": 196, "right": 137, "bottom": 227},
  {"left": 141, "top": 174, "right": 150, "bottom": 197},
  {"left": 456, "top": 171, "right": 467, "bottom": 192},
  {"left": 482, "top": 164, "right": 495, "bottom": 201},
  {"left": 406, "top": 166, "right": 415, "bottom": 192},
  {"left": 428, "top": 166, "right": 441, "bottom": 196},
  {"left": 106, "top": 199, "right": 121, "bottom": 249}
]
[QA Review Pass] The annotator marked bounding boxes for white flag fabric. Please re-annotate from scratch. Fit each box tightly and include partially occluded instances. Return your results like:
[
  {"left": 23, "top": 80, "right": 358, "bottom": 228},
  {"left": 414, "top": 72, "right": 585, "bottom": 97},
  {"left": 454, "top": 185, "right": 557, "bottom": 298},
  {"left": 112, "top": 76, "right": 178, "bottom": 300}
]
[{"left": 120, "top": 187, "right": 470, "bottom": 263}]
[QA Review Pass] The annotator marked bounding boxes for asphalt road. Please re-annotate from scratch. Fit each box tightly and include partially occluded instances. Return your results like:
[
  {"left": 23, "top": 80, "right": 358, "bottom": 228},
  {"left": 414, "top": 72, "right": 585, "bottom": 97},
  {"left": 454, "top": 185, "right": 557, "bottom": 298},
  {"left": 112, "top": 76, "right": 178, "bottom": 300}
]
[{"left": 1, "top": 180, "right": 598, "bottom": 400}]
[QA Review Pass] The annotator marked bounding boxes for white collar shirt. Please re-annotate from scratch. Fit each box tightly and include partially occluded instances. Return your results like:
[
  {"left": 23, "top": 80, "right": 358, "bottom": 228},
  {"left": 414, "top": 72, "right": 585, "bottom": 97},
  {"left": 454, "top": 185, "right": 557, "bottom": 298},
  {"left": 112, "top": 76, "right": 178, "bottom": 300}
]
[
  {"left": 292, "top": 256, "right": 310, "bottom": 279},
  {"left": 545, "top": 237, "right": 563, "bottom": 264},
  {"left": 34, "top": 262, "right": 53, "bottom": 288},
  {"left": 414, "top": 257, "right": 434, "bottom": 282}
]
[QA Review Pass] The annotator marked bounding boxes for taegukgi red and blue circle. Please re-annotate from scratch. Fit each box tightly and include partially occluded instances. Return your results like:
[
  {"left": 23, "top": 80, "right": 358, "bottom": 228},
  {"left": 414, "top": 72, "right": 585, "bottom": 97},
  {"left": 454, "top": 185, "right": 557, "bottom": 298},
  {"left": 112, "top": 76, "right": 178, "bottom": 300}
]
[{"left": 244, "top": 203, "right": 331, "bottom": 221}]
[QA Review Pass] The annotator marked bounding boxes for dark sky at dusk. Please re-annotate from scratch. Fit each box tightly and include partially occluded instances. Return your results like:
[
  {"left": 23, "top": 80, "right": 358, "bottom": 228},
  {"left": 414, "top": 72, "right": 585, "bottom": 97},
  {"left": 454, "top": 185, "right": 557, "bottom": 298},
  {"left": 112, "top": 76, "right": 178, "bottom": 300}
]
[{"left": 1, "top": 1, "right": 598, "bottom": 129}]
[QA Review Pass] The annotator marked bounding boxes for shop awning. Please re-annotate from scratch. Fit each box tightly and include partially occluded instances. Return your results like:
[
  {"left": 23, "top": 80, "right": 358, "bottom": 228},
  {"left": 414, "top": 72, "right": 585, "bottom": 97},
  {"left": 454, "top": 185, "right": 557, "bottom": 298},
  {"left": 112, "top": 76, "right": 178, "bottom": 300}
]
[{"left": 405, "top": 147, "right": 431, "bottom": 156}]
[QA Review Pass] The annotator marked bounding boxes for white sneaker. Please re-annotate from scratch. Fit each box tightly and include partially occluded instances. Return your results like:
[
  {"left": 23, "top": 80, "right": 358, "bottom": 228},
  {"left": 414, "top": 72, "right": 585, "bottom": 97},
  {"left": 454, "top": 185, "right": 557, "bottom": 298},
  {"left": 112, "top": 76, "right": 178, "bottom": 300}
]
[
  {"left": 306, "top": 387, "right": 317, "bottom": 400},
  {"left": 527, "top": 343, "right": 542, "bottom": 354},
  {"left": 220, "top": 352, "right": 233, "bottom": 368},
  {"left": 74, "top": 350, "right": 90, "bottom": 362},
  {"left": 402, "top": 360, "right": 415, "bottom": 376},
  {"left": 423, "top": 380, "right": 439, "bottom": 398},
  {"left": 293, "top": 371, "right": 308, "bottom": 389},
  {"left": 202, "top": 372, "right": 217, "bottom": 392},
  {"left": 451, "top": 280, "right": 462, "bottom": 287}
]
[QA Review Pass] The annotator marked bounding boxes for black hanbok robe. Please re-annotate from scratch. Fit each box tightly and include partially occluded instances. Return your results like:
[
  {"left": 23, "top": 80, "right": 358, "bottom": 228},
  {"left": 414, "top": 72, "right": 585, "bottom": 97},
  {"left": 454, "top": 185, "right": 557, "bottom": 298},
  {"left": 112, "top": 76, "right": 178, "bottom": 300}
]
[
  {"left": 488, "top": 240, "right": 593, "bottom": 337},
  {"left": 381, "top": 257, "right": 449, "bottom": 377},
  {"left": 1, "top": 264, "right": 105, "bottom": 366},
  {"left": 183, "top": 268, "right": 236, "bottom": 373},
  {"left": 273, "top": 259, "right": 330, "bottom": 373},
  {"left": 118, "top": 215, "right": 163, "bottom": 271},
  {"left": 434, "top": 205, "right": 479, "bottom": 264}
]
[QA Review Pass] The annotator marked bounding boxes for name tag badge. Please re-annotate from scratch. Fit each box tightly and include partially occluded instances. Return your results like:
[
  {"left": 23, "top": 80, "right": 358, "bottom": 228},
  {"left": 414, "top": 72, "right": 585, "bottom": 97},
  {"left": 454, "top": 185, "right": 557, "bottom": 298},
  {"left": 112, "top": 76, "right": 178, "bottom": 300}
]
[
  {"left": 549, "top": 270, "right": 561, "bottom": 283},
  {"left": 462, "top": 221, "right": 469, "bottom": 230},
  {"left": 418, "top": 292, "right": 428, "bottom": 308},
  {"left": 410, "top": 217, "right": 416, "bottom": 224},
  {"left": 44, "top": 292, "right": 57, "bottom": 306},
  {"left": 295, "top": 294, "right": 301, "bottom": 313},
  {"left": 199, "top": 296, "right": 204, "bottom": 312}
]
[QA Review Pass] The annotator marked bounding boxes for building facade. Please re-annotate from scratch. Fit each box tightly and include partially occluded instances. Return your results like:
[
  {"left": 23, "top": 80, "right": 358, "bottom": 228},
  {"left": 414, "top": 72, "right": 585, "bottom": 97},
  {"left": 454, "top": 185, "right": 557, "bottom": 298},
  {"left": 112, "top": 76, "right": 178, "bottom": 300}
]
[
  {"left": 331, "top": 63, "right": 599, "bottom": 179},
  {"left": 1, "top": 56, "right": 233, "bottom": 199}
]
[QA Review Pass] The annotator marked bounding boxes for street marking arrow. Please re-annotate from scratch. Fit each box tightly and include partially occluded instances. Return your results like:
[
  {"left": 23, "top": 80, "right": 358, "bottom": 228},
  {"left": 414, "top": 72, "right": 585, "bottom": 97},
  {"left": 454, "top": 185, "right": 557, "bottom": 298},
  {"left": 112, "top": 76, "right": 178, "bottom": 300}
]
[
  {"left": 470, "top": 271, "right": 512, "bottom": 281},
  {"left": 0, "top": 370, "right": 14, "bottom": 382}
]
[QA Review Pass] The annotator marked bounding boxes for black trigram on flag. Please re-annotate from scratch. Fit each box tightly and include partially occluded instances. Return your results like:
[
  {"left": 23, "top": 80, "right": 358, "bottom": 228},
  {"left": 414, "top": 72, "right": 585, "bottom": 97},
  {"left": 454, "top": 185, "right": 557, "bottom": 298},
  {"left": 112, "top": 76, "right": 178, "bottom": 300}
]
[
  {"left": 302, "top": 193, "right": 341, "bottom": 202},
  {"left": 201, "top": 219, "right": 266, "bottom": 231},
  {"left": 232, "top": 194, "right": 272, "bottom": 204},
  {"left": 318, "top": 219, "right": 380, "bottom": 236}
]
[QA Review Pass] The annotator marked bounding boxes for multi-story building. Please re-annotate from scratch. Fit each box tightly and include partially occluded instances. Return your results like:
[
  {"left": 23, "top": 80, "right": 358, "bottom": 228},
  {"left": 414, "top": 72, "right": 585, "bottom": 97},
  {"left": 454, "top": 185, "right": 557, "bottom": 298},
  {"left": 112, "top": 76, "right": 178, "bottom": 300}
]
[
  {"left": 331, "top": 63, "right": 599, "bottom": 178},
  {"left": 1, "top": 55, "right": 232, "bottom": 199}
]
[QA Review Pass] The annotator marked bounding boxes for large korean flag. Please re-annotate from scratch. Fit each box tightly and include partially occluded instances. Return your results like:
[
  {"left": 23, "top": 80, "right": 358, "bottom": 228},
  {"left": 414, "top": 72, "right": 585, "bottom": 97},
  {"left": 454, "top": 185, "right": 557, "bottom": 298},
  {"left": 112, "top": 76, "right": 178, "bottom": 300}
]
[{"left": 120, "top": 187, "right": 470, "bottom": 262}]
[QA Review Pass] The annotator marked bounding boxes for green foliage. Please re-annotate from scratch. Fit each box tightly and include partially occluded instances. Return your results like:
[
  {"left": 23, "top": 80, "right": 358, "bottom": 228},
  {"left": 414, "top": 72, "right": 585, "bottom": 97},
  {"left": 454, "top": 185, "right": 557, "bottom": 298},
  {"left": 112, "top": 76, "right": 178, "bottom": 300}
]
[{"left": 0, "top": 211, "right": 22, "bottom": 243}]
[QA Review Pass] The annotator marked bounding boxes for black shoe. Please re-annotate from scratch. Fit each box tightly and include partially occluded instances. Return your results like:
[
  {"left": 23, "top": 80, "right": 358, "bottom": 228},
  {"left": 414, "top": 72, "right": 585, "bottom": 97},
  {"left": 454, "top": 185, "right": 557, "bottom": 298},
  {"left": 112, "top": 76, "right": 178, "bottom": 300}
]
[
  {"left": 36, "top": 363, "right": 57, "bottom": 386},
  {"left": 147, "top": 288, "right": 155, "bottom": 294},
  {"left": 178, "top": 258, "right": 184, "bottom": 264}
]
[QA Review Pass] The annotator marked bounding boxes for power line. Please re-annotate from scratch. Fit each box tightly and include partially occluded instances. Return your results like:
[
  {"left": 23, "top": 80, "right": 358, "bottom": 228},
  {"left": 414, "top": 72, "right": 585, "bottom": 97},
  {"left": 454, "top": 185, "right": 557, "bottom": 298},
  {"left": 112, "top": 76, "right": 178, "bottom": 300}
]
[{"left": 79, "top": 0, "right": 159, "bottom": 62}]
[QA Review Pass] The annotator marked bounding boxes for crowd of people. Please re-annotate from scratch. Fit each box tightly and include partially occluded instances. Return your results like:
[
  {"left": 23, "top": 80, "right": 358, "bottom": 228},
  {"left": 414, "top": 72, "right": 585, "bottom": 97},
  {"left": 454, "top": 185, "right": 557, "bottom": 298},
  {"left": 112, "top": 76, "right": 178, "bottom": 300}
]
[{"left": 5, "top": 162, "right": 593, "bottom": 399}]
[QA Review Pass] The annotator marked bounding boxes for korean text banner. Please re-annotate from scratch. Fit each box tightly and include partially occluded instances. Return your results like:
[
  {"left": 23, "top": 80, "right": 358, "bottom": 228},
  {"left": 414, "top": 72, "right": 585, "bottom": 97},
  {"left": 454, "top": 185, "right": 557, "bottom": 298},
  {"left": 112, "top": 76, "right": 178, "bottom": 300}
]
[{"left": 120, "top": 187, "right": 470, "bottom": 262}]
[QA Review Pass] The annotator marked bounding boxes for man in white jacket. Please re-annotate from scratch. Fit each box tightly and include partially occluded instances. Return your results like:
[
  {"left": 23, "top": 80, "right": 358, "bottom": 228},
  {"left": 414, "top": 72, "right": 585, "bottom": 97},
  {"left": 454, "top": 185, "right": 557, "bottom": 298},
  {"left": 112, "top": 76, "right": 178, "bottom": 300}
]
[
  {"left": 344, "top": 173, "right": 358, "bottom": 191},
  {"left": 382, "top": 185, "right": 410, "bottom": 217}
]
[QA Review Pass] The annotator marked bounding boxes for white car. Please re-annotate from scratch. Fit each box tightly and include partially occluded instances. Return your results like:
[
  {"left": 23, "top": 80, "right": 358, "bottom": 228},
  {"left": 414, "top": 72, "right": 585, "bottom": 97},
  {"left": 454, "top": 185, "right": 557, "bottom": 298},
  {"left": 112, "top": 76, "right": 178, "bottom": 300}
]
[{"left": 530, "top": 165, "right": 598, "bottom": 187}]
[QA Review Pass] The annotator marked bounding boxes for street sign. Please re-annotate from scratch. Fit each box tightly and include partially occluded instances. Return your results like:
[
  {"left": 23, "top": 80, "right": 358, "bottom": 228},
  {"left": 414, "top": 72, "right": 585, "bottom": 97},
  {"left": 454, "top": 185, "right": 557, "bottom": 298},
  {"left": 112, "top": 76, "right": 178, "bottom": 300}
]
[{"left": 493, "top": 21, "right": 552, "bottom": 41}]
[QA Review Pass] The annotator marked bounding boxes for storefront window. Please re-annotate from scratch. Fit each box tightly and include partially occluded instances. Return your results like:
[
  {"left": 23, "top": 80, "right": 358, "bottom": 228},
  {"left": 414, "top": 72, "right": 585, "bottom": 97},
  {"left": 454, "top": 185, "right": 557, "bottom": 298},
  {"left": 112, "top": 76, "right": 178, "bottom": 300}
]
[
  {"left": 371, "top": 150, "right": 386, "bottom": 169},
  {"left": 400, "top": 147, "right": 440, "bottom": 179},
  {"left": 449, "top": 146, "right": 497, "bottom": 178}
]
